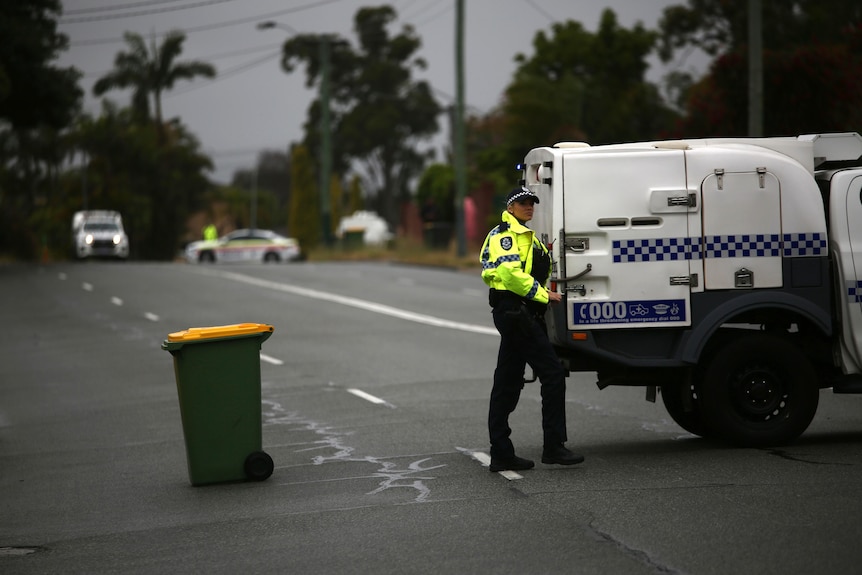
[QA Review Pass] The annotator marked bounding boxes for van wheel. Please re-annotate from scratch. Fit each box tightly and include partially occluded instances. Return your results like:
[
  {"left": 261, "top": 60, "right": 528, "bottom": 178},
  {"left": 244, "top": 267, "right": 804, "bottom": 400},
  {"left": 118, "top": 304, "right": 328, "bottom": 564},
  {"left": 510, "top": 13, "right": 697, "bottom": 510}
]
[
  {"left": 263, "top": 252, "right": 280, "bottom": 263},
  {"left": 199, "top": 251, "right": 215, "bottom": 263},
  {"left": 660, "top": 381, "right": 709, "bottom": 438},
  {"left": 697, "top": 333, "right": 819, "bottom": 447}
]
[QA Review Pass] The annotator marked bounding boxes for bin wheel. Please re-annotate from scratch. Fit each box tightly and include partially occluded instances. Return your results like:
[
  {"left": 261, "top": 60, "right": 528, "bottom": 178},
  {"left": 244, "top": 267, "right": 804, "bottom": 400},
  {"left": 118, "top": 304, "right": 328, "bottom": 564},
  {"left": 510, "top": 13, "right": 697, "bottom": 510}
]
[{"left": 244, "top": 451, "right": 274, "bottom": 481}]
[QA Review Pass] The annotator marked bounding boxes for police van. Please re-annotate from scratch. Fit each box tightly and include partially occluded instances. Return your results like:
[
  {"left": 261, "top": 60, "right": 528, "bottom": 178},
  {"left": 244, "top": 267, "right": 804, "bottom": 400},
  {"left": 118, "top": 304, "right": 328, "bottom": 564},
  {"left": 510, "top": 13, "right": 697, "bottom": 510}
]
[{"left": 521, "top": 132, "right": 862, "bottom": 446}]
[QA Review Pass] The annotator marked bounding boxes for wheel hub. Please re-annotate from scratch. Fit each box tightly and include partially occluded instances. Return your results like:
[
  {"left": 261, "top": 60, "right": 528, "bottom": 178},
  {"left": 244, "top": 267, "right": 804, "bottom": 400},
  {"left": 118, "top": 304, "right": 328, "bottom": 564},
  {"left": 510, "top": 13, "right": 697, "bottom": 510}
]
[{"left": 732, "top": 368, "right": 786, "bottom": 419}]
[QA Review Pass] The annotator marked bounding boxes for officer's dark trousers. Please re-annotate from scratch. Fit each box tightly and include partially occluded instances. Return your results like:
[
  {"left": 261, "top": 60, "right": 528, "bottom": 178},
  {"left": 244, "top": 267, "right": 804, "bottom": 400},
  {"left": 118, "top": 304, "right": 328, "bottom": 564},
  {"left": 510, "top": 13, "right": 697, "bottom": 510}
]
[{"left": 489, "top": 304, "right": 568, "bottom": 459}]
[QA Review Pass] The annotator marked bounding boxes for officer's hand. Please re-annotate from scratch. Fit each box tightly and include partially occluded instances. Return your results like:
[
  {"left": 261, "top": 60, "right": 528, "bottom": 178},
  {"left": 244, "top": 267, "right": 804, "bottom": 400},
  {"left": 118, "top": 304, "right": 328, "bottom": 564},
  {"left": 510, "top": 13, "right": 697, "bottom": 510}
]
[{"left": 548, "top": 291, "right": 562, "bottom": 303}]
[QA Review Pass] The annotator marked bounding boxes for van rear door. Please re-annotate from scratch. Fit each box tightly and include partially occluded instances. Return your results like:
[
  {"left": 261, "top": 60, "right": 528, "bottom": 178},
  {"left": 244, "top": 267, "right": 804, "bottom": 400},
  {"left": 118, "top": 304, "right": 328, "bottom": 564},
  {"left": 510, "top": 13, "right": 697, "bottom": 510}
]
[{"left": 558, "top": 147, "right": 693, "bottom": 330}]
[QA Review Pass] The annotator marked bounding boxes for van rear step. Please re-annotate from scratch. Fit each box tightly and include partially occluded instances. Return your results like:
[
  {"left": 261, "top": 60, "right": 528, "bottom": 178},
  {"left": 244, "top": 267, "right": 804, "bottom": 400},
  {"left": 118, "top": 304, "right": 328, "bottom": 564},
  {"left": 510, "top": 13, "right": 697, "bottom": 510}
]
[{"left": 832, "top": 375, "right": 862, "bottom": 394}]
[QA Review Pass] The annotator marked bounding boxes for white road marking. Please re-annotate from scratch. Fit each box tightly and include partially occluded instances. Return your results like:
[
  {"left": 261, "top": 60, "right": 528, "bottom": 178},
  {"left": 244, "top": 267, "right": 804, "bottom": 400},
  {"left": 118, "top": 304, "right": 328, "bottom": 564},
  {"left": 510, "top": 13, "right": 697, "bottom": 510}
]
[
  {"left": 111, "top": 297, "right": 123, "bottom": 306},
  {"left": 82, "top": 282, "right": 93, "bottom": 291},
  {"left": 468, "top": 450, "right": 523, "bottom": 480},
  {"left": 347, "top": 388, "right": 395, "bottom": 408},
  {"left": 199, "top": 269, "right": 498, "bottom": 336},
  {"left": 260, "top": 353, "right": 283, "bottom": 365},
  {"left": 58, "top": 273, "right": 67, "bottom": 280},
  {"left": 143, "top": 312, "right": 160, "bottom": 322},
  {"left": 498, "top": 470, "right": 523, "bottom": 480}
]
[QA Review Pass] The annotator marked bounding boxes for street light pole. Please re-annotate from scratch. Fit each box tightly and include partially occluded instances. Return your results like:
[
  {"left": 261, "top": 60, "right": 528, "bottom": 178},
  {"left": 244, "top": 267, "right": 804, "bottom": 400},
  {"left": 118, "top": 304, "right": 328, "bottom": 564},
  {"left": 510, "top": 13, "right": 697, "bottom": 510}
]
[{"left": 257, "top": 20, "right": 333, "bottom": 247}]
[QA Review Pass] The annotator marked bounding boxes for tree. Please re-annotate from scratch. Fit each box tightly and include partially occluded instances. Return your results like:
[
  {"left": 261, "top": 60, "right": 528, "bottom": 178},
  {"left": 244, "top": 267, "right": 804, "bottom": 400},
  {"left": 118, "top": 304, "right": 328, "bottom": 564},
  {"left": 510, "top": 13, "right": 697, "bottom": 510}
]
[
  {"left": 657, "top": 0, "right": 862, "bottom": 136},
  {"left": 0, "top": 0, "right": 82, "bottom": 259},
  {"left": 93, "top": 31, "right": 215, "bottom": 128},
  {"left": 278, "top": 5, "right": 441, "bottom": 232},
  {"left": 0, "top": 0, "right": 81, "bottom": 132},
  {"left": 231, "top": 149, "right": 292, "bottom": 230},
  {"left": 70, "top": 103, "right": 213, "bottom": 259},
  {"left": 508, "top": 9, "right": 677, "bottom": 147},
  {"left": 288, "top": 144, "right": 319, "bottom": 251},
  {"left": 233, "top": 151, "right": 290, "bottom": 201},
  {"left": 85, "top": 31, "right": 217, "bottom": 259},
  {"left": 345, "top": 174, "right": 364, "bottom": 216},
  {"left": 416, "top": 163, "right": 455, "bottom": 223},
  {"left": 329, "top": 174, "right": 344, "bottom": 234},
  {"left": 467, "top": 8, "right": 678, "bottom": 207}
]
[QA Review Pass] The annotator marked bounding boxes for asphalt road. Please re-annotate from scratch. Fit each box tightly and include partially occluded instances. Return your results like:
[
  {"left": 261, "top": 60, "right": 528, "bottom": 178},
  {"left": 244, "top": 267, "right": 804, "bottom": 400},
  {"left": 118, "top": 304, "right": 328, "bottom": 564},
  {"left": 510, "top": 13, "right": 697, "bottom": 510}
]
[{"left": 2, "top": 261, "right": 862, "bottom": 574}]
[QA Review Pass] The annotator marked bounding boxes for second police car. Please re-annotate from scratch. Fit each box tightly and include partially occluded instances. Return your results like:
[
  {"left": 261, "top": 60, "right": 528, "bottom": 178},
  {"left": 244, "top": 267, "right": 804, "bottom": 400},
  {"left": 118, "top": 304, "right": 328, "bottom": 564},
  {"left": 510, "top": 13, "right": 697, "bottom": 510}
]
[{"left": 185, "top": 228, "right": 301, "bottom": 263}]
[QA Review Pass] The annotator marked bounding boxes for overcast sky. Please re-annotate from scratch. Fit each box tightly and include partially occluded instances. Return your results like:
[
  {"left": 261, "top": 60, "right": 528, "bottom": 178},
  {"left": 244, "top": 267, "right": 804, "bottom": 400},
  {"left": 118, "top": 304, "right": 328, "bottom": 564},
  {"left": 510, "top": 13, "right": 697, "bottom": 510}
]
[{"left": 57, "top": 0, "right": 707, "bottom": 184}]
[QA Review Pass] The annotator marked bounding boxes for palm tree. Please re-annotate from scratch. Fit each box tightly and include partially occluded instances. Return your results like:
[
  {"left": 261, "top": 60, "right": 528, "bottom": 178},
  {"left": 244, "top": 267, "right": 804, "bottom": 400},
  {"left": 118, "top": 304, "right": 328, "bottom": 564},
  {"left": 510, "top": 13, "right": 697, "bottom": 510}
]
[{"left": 93, "top": 30, "right": 215, "bottom": 128}]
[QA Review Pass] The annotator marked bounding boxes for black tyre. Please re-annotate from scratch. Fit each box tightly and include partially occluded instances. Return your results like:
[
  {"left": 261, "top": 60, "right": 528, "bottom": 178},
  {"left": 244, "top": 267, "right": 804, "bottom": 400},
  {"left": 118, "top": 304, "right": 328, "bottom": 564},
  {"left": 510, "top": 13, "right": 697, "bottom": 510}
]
[
  {"left": 244, "top": 451, "right": 274, "bottom": 481},
  {"left": 660, "top": 381, "right": 709, "bottom": 438},
  {"left": 697, "top": 333, "right": 819, "bottom": 447},
  {"left": 198, "top": 251, "right": 215, "bottom": 263},
  {"left": 263, "top": 252, "right": 280, "bottom": 263}
]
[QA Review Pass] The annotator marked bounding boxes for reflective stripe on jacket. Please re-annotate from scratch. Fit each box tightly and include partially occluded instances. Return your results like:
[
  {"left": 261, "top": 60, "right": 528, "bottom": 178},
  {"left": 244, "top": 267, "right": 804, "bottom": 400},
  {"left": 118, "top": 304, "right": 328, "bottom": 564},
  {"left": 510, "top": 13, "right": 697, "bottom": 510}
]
[{"left": 479, "top": 210, "right": 550, "bottom": 304}]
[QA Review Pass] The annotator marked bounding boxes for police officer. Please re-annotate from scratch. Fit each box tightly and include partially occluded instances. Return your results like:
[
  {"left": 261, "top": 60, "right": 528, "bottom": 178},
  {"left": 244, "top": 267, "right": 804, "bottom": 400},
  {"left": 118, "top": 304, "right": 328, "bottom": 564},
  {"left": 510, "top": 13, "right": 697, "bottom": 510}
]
[
  {"left": 203, "top": 223, "right": 218, "bottom": 241},
  {"left": 479, "top": 186, "right": 584, "bottom": 472}
]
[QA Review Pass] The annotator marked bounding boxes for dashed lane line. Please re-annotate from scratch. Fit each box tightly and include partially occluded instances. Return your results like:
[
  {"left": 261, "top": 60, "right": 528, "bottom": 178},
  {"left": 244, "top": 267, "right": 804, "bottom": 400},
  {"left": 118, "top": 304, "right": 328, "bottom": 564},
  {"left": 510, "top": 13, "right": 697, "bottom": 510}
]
[
  {"left": 468, "top": 450, "right": 524, "bottom": 480},
  {"left": 346, "top": 388, "right": 395, "bottom": 408}
]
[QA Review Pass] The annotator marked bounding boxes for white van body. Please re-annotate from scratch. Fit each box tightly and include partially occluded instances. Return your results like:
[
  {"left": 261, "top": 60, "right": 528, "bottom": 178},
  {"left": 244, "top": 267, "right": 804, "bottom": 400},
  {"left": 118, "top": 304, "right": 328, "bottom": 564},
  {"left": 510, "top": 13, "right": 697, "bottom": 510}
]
[{"left": 520, "top": 133, "right": 862, "bottom": 446}]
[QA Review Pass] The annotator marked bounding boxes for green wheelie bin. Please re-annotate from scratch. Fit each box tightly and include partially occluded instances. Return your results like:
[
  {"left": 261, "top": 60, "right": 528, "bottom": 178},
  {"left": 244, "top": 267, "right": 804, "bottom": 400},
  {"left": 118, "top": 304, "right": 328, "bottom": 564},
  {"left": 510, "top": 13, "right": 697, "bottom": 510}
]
[{"left": 162, "top": 323, "right": 275, "bottom": 486}]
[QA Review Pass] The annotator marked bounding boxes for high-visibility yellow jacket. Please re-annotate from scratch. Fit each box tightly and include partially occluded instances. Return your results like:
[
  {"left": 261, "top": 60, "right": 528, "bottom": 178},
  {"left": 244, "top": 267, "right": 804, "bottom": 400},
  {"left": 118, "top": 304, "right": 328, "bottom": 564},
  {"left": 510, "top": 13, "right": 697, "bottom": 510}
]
[{"left": 479, "top": 210, "right": 550, "bottom": 304}]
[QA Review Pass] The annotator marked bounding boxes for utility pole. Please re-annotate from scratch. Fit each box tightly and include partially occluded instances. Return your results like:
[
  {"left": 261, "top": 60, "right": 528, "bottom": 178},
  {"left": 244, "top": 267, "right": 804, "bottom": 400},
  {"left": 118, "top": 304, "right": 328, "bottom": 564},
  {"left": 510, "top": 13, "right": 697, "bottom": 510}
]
[
  {"left": 453, "top": 0, "right": 467, "bottom": 257},
  {"left": 319, "top": 37, "right": 333, "bottom": 247},
  {"left": 748, "top": 0, "right": 763, "bottom": 137}
]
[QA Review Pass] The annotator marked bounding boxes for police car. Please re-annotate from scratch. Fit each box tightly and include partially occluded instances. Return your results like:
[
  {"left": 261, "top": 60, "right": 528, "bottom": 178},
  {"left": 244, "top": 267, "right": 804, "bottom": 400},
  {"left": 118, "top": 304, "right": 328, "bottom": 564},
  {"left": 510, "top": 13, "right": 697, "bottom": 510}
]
[{"left": 185, "top": 228, "right": 301, "bottom": 263}]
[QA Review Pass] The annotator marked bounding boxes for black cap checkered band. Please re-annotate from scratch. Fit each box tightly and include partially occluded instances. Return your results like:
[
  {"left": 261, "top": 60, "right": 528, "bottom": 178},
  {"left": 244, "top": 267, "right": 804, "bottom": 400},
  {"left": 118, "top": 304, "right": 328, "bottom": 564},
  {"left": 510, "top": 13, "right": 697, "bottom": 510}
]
[{"left": 507, "top": 188, "right": 538, "bottom": 205}]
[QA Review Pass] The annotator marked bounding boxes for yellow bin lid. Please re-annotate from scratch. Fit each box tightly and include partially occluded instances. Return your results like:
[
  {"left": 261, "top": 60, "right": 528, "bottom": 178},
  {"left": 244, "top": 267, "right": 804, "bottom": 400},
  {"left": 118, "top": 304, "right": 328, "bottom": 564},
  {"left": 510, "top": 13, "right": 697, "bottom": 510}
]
[{"left": 166, "top": 322, "right": 274, "bottom": 342}]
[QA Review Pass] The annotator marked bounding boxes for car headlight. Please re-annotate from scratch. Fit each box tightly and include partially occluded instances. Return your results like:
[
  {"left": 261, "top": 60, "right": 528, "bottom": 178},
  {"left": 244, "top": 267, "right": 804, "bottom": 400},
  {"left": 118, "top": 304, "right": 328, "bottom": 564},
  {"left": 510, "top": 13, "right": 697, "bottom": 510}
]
[
  {"left": 113, "top": 234, "right": 122, "bottom": 245},
  {"left": 85, "top": 234, "right": 94, "bottom": 245}
]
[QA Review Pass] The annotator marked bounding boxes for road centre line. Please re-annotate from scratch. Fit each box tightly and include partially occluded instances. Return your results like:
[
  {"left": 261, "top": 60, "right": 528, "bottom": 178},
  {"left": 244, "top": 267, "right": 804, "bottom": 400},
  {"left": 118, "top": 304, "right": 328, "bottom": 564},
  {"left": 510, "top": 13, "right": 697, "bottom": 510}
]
[
  {"left": 469, "top": 451, "right": 523, "bottom": 480},
  {"left": 201, "top": 269, "right": 498, "bottom": 336},
  {"left": 347, "top": 388, "right": 395, "bottom": 408},
  {"left": 260, "top": 353, "right": 283, "bottom": 365},
  {"left": 111, "top": 296, "right": 123, "bottom": 306}
]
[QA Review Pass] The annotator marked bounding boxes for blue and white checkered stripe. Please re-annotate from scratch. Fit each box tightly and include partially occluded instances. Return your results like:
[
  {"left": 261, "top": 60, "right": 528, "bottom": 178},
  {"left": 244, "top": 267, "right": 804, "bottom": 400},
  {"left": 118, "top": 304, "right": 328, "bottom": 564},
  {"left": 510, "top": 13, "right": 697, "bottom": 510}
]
[
  {"left": 782, "top": 232, "right": 827, "bottom": 257},
  {"left": 704, "top": 234, "right": 781, "bottom": 259},
  {"left": 849, "top": 281, "right": 862, "bottom": 303},
  {"left": 480, "top": 225, "right": 503, "bottom": 269},
  {"left": 612, "top": 237, "right": 699, "bottom": 263},
  {"left": 481, "top": 225, "right": 522, "bottom": 270},
  {"left": 613, "top": 232, "right": 826, "bottom": 263}
]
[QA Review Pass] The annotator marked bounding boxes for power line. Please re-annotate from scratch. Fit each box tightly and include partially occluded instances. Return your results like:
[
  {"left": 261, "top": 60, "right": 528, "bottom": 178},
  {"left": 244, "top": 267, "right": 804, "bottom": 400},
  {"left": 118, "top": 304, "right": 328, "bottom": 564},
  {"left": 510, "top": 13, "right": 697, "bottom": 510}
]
[
  {"left": 401, "top": 0, "right": 443, "bottom": 22},
  {"left": 414, "top": 3, "right": 452, "bottom": 28},
  {"left": 523, "top": 0, "right": 556, "bottom": 23},
  {"left": 63, "top": 0, "right": 198, "bottom": 16},
  {"left": 61, "top": 0, "right": 240, "bottom": 23},
  {"left": 165, "top": 51, "right": 281, "bottom": 97},
  {"left": 68, "top": 0, "right": 350, "bottom": 45},
  {"left": 80, "top": 43, "right": 282, "bottom": 78}
]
